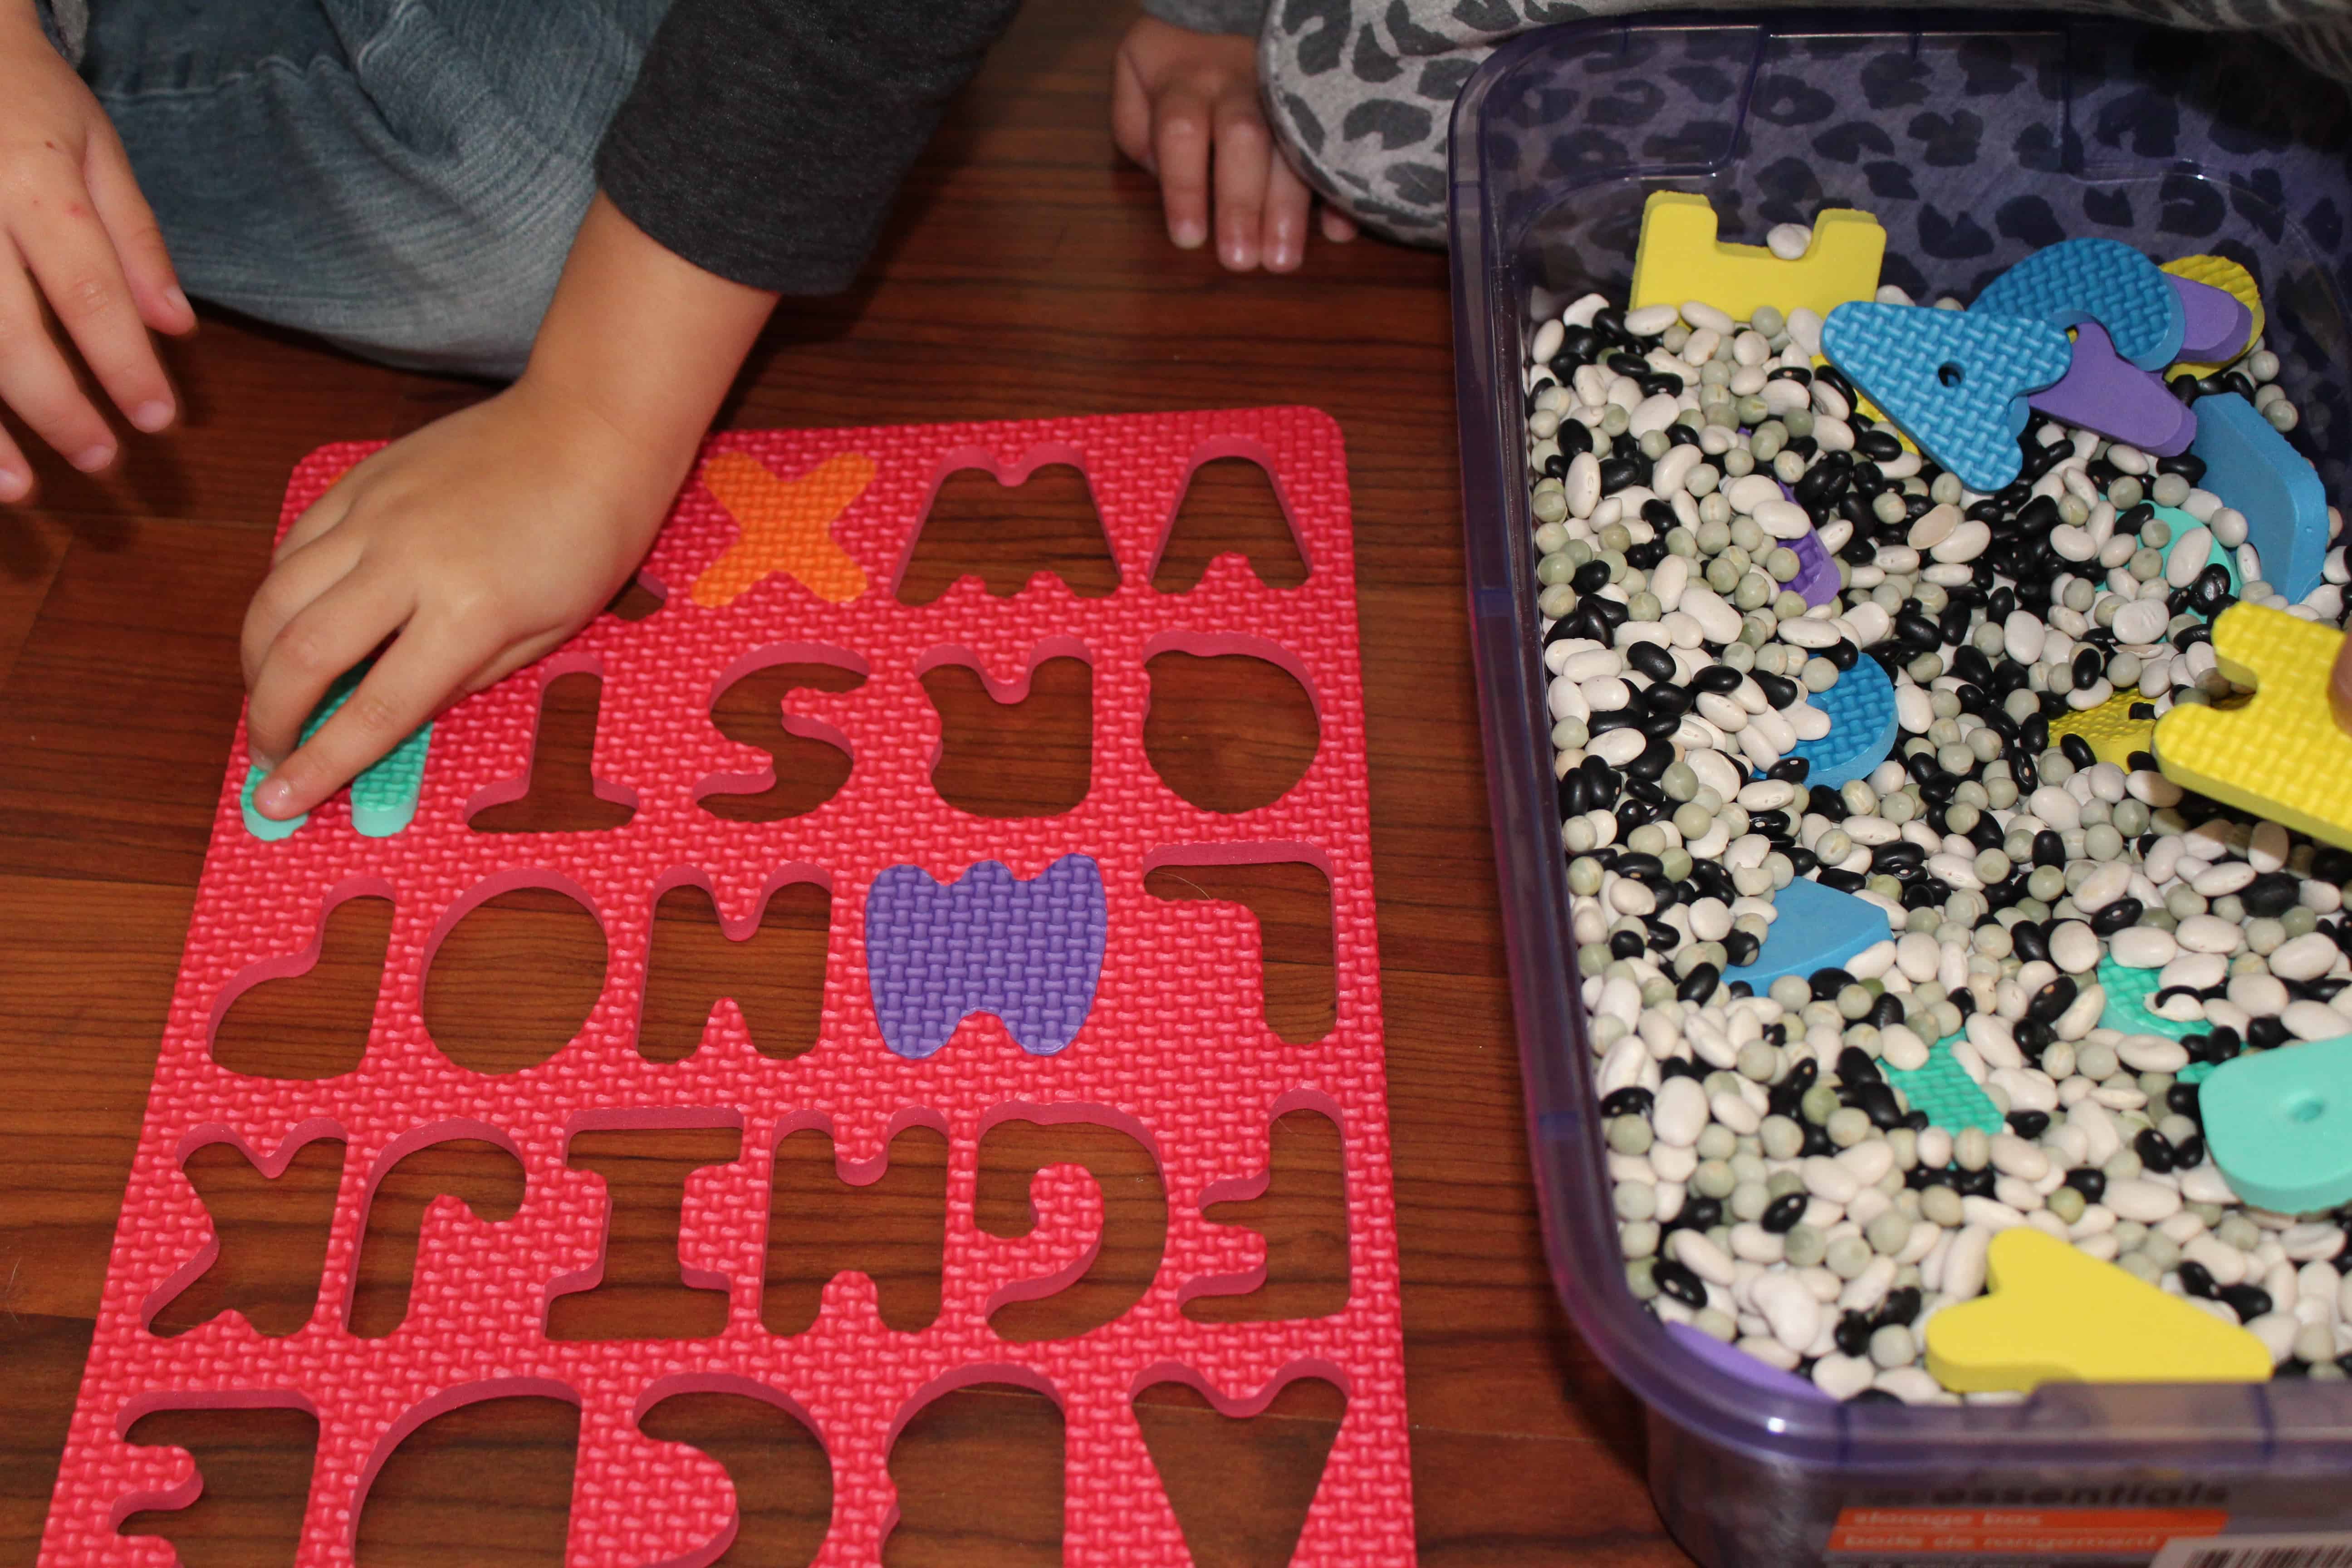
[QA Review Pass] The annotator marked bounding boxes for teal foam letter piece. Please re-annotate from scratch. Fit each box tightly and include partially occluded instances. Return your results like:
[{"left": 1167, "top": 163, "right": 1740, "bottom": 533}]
[
  {"left": 1822, "top": 303, "right": 2072, "bottom": 493},
  {"left": 240, "top": 665, "right": 433, "bottom": 841},
  {"left": 2201, "top": 1034, "right": 2352, "bottom": 1215}
]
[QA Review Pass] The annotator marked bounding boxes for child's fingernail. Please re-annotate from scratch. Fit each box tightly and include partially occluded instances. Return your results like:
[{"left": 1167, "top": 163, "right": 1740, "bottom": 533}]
[
  {"left": 255, "top": 777, "right": 294, "bottom": 817},
  {"left": 165, "top": 286, "right": 191, "bottom": 317},
  {"left": 0, "top": 468, "right": 29, "bottom": 502},
  {"left": 1172, "top": 220, "right": 1205, "bottom": 249},
  {"left": 131, "top": 399, "right": 173, "bottom": 432},
  {"left": 73, "top": 443, "right": 115, "bottom": 472}
]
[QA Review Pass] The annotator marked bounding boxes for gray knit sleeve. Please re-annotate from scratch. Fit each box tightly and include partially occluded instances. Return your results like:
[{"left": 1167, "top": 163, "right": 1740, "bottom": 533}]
[
  {"left": 597, "top": 0, "right": 1021, "bottom": 294},
  {"left": 36, "top": 0, "right": 88, "bottom": 63},
  {"left": 1141, "top": 0, "right": 1269, "bottom": 36}
]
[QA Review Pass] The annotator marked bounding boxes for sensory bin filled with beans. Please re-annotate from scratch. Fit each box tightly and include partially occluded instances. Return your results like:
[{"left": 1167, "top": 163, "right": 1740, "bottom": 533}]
[{"left": 1524, "top": 219, "right": 2352, "bottom": 1405}]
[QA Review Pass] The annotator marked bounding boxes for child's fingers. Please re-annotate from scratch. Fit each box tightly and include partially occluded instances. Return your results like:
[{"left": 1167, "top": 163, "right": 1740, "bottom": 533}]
[
  {"left": 1261, "top": 155, "right": 1314, "bottom": 272},
  {"left": 1319, "top": 206, "right": 1359, "bottom": 244},
  {"left": 240, "top": 531, "right": 363, "bottom": 692},
  {"left": 243, "top": 569, "right": 410, "bottom": 774},
  {"left": 276, "top": 480, "right": 362, "bottom": 561},
  {"left": 1151, "top": 86, "right": 1213, "bottom": 250},
  {"left": 251, "top": 622, "right": 488, "bottom": 822},
  {"left": 13, "top": 183, "right": 176, "bottom": 435},
  {"left": 1210, "top": 100, "right": 1273, "bottom": 270},
  {"left": 2331, "top": 634, "right": 2352, "bottom": 736},
  {"left": 84, "top": 126, "right": 194, "bottom": 340},
  {"left": 0, "top": 236, "right": 118, "bottom": 471},
  {"left": 0, "top": 405, "right": 30, "bottom": 502},
  {"left": 1109, "top": 49, "right": 1156, "bottom": 171}
]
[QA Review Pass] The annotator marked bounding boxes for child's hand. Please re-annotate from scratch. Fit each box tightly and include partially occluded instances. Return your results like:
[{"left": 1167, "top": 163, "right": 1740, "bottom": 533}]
[
  {"left": 1111, "top": 14, "right": 1356, "bottom": 272},
  {"left": 236, "top": 194, "right": 779, "bottom": 823},
  {"left": 239, "top": 380, "right": 677, "bottom": 820},
  {"left": 0, "top": 5, "right": 195, "bottom": 496}
]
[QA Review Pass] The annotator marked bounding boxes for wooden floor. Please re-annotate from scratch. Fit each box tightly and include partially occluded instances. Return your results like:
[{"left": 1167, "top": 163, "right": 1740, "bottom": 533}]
[{"left": 0, "top": 2, "right": 1693, "bottom": 1564}]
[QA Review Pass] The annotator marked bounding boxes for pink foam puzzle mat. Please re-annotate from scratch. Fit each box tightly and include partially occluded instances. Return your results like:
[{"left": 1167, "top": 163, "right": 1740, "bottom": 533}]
[{"left": 39, "top": 407, "right": 1411, "bottom": 1567}]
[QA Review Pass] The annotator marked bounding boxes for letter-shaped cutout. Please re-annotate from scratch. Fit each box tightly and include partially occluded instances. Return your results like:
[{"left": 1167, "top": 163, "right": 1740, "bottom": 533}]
[
  {"left": 1629, "top": 191, "right": 1884, "bottom": 323},
  {"left": 2029, "top": 323, "right": 2195, "bottom": 455},
  {"left": 2201, "top": 1033, "right": 2352, "bottom": 1215},
  {"left": 2165, "top": 255, "right": 2262, "bottom": 377},
  {"left": 865, "top": 856, "right": 1107, "bottom": 1058},
  {"left": 242, "top": 663, "right": 431, "bottom": 841},
  {"left": 1721, "top": 875, "right": 1889, "bottom": 992},
  {"left": 691, "top": 450, "right": 874, "bottom": 608},
  {"left": 1783, "top": 652, "right": 1896, "bottom": 789},
  {"left": 2172, "top": 274, "right": 2255, "bottom": 364},
  {"left": 2154, "top": 603, "right": 2352, "bottom": 849},
  {"left": 1821, "top": 303, "right": 2071, "bottom": 492},
  {"left": 1971, "top": 237, "right": 2185, "bottom": 370},
  {"left": 1925, "top": 1227, "right": 2270, "bottom": 1391},
  {"left": 2188, "top": 392, "right": 2328, "bottom": 600}
]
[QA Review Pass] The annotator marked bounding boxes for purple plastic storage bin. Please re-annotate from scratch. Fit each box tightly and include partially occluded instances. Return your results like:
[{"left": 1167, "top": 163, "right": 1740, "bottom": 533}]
[{"left": 1452, "top": 13, "right": 2352, "bottom": 1567}]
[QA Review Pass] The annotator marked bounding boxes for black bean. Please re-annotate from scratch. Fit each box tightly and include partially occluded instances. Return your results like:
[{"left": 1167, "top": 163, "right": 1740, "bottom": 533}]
[
  {"left": 1625, "top": 641, "right": 1677, "bottom": 683},
  {"left": 1761, "top": 1191, "right": 1807, "bottom": 1233},
  {"left": 1599, "top": 1087, "right": 1655, "bottom": 1119},
  {"left": 2027, "top": 975, "right": 2076, "bottom": 1024},
  {"left": 1838, "top": 1045, "right": 1883, "bottom": 1085},
  {"left": 2089, "top": 899, "right": 2144, "bottom": 936},
  {"left": 2007, "top": 1109, "right": 2050, "bottom": 1138},
  {"left": 1875, "top": 1286, "right": 1922, "bottom": 1328},
  {"left": 2242, "top": 872, "right": 2300, "bottom": 918},
  {"left": 1676, "top": 963, "right": 1720, "bottom": 1004},
  {"left": 2219, "top": 1283, "right": 2273, "bottom": 1322},
  {"left": 2135, "top": 1127, "right": 2176, "bottom": 1174},
  {"left": 1853, "top": 1082, "right": 1905, "bottom": 1130},
  {"left": 2064, "top": 1167, "right": 2105, "bottom": 1200},
  {"left": 2059, "top": 731, "right": 2097, "bottom": 770},
  {"left": 1651, "top": 1258, "right": 1707, "bottom": 1308},
  {"left": 2178, "top": 1259, "right": 2218, "bottom": 1298}
]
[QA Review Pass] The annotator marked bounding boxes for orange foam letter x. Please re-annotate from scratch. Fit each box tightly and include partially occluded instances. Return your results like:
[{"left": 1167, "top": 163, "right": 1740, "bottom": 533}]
[{"left": 690, "top": 449, "right": 875, "bottom": 608}]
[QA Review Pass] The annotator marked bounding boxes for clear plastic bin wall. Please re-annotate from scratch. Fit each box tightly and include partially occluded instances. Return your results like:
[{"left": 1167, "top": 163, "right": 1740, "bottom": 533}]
[{"left": 1448, "top": 14, "right": 2352, "bottom": 1568}]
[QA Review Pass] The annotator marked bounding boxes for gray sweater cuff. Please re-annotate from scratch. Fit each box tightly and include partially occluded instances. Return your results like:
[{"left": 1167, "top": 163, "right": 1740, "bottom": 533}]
[
  {"left": 598, "top": 0, "right": 1019, "bottom": 295},
  {"left": 36, "top": 0, "right": 87, "bottom": 63},
  {"left": 1141, "top": 0, "right": 1269, "bottom": 36}
]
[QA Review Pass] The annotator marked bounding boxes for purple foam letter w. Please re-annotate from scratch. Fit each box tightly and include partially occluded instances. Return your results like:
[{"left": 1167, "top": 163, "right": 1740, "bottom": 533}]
[{"left": 864, "top": 855, "right": 1107, "bottom": 1059}]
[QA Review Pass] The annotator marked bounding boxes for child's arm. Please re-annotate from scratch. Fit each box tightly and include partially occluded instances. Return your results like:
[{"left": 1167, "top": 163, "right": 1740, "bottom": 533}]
[
  {"left": 242, "top": 0, "right": 1024, "bottom": 820},
  {"left": 240, "top": 194, "right": 773, "bottom": 820},
  {"left": 1111, "top": 11, "right": 1356, "bottom": 273},
  {"left": 0, "top": 0, "right": 194, "bottom": 496}
]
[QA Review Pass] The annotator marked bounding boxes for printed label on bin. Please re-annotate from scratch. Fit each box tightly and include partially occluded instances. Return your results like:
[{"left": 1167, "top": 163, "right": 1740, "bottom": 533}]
[
  {"left": 2150, "top": 1532, "right": 2352, "bottom": 1568},
  {"left": 1830, "top": 1508, "right": 2229, "bottom": 1560}
]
